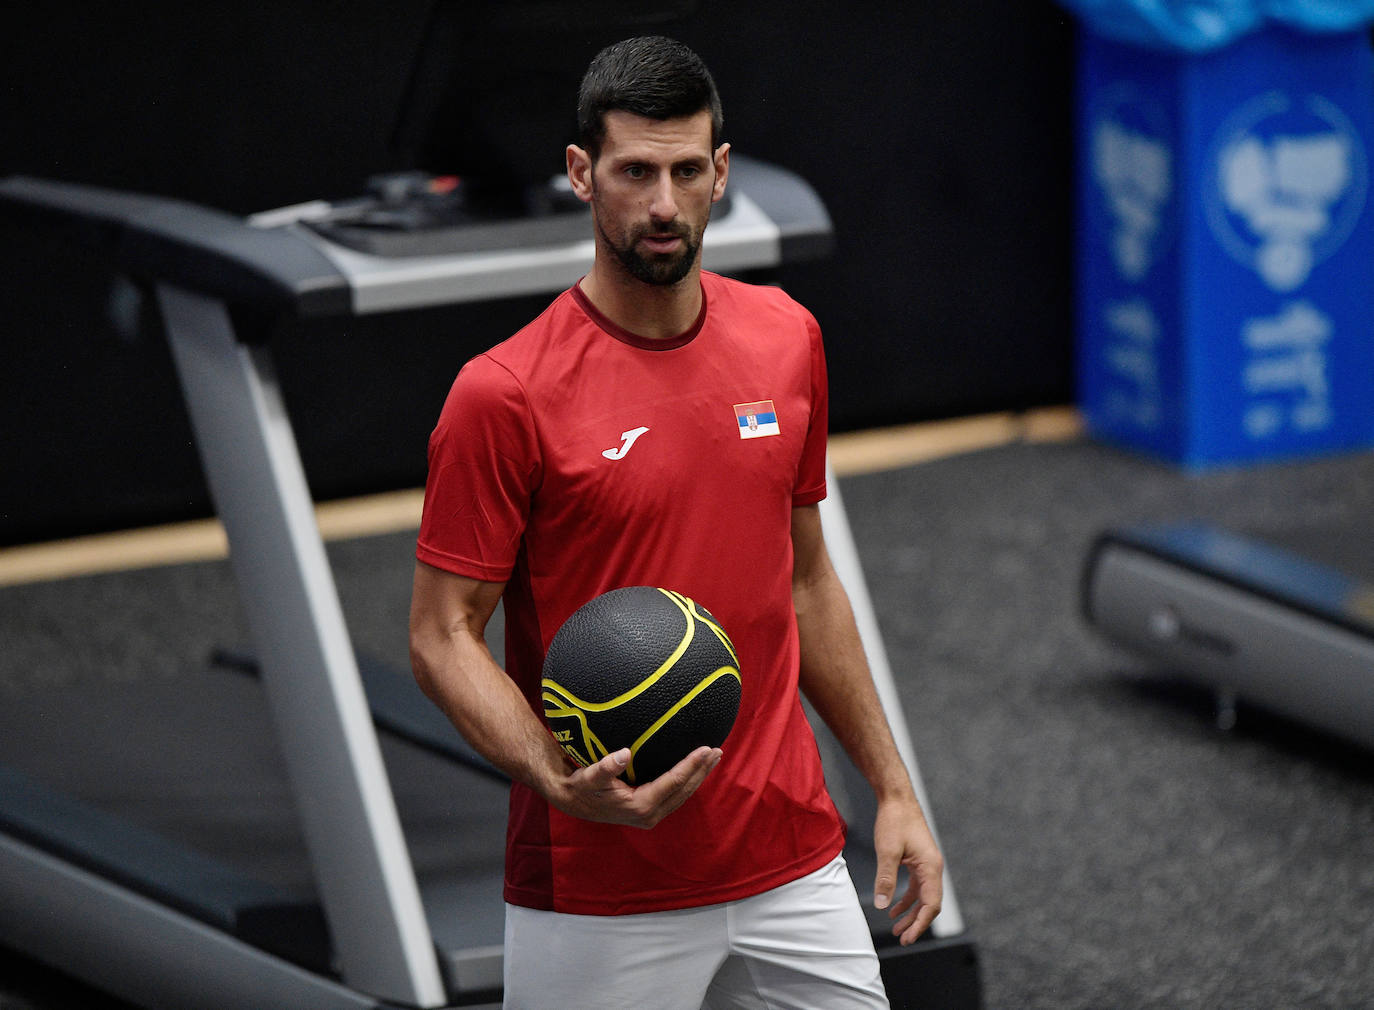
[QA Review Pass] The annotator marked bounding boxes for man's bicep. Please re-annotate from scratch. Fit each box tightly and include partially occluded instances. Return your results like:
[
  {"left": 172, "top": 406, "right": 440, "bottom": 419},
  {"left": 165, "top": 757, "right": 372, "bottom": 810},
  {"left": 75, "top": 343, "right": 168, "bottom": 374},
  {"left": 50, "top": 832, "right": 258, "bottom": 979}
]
[
  {"left": 790, "top": 502, "right": 831, "bottom": 593},
  {"left": 410, "top": 560, "right": 506, "bottom": 641}
]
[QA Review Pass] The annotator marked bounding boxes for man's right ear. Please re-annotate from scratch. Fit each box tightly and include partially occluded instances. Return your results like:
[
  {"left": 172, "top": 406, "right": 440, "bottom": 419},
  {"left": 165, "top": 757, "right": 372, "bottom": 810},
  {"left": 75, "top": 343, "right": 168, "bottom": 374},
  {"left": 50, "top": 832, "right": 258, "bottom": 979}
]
[{"left": 566, "top": 145, "right": 594, "bottom": 203}]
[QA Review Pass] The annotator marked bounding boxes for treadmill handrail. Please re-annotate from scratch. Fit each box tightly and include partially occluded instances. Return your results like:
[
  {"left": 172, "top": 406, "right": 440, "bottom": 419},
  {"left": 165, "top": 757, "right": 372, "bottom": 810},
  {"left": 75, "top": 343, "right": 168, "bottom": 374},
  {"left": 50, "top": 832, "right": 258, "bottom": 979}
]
[{"left": 0, "top": 175, "right": 351, "bottom": 326}]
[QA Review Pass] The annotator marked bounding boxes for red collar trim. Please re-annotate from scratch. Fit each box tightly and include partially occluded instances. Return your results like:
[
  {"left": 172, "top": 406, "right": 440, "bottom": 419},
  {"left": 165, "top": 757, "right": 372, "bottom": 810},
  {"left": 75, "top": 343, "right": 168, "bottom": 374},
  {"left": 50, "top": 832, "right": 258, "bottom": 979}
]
[{"left": 571, "top": 281, "right": 707, "bottom": 350}]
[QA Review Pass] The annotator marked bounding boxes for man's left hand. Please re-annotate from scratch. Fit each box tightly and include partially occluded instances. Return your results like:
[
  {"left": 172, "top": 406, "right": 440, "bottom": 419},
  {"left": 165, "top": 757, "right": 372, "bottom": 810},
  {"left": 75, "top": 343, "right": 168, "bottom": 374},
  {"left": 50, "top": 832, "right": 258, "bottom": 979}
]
[{"left": 872, "top": 796, "right": 944, "bottom": 945}]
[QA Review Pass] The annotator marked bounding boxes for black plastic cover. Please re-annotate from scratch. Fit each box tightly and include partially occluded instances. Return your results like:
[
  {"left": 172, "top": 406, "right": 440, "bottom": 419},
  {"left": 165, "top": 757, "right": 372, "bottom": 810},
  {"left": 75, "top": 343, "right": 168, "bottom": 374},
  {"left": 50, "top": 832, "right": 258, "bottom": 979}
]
[{"left": 0, "top": 176, "right": 351, "bottom": 328}]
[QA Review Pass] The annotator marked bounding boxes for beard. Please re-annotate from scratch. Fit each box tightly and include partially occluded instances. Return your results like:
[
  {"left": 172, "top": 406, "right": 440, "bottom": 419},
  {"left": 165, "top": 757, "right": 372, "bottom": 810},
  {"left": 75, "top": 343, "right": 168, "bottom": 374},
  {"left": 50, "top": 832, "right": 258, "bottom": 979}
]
[{"left": 596, "top": 215, "right": 705, "bottom": 286}]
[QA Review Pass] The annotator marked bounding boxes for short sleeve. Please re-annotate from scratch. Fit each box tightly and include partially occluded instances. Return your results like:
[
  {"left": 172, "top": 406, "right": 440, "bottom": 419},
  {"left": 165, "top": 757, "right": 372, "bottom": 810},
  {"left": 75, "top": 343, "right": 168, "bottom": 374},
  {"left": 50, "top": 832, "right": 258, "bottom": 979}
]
[
  {"left": 792, "top": 309, "right": 829, "bottom": 507},
  {"left": 416, "top": 354, "right": 542, "bottom": 582}
]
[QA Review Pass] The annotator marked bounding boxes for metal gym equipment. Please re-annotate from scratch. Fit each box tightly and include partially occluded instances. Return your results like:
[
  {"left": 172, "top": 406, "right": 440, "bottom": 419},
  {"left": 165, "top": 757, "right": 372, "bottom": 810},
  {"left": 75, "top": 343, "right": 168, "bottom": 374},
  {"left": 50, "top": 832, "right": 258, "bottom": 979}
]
[
  {"left": 1084, "top": 521, "right": 1374, "bottom": 747},
  {"left": 0, "top": 162, "right": 979, "bottom": 1008}
]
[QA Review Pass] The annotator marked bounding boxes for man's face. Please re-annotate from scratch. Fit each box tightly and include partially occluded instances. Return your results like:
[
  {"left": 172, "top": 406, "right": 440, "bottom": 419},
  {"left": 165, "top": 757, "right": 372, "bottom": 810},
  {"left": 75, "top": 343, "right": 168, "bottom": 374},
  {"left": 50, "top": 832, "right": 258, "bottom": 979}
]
[{"left": 578, "top": 109, "right": 729, "bottom": 286}]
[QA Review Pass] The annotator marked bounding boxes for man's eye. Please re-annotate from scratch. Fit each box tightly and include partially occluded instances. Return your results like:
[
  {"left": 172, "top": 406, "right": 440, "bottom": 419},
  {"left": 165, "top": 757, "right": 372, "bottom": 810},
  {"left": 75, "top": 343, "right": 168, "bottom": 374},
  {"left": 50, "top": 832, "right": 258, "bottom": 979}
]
[{"left": 625, "top": 166, "right": 646, "bottom": 180}]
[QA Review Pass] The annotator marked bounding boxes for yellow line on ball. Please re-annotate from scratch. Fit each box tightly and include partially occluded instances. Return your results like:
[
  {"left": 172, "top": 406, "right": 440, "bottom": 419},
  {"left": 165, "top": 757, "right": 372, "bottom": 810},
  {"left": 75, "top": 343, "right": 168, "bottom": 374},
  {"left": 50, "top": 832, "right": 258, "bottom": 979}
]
[
  {"left": 626, "top": 665, "right": 741, "bottom": 783},
  {"left": 540, "top": 589, "right": 698, "bottom": 710}
]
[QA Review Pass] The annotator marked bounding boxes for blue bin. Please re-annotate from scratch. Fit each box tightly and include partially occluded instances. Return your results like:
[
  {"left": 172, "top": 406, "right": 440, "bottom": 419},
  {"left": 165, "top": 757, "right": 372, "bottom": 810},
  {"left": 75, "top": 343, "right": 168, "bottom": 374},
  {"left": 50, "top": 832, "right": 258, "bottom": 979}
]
[{"left": 1074, "top": 24, "right": 1374, "bottom": 467}]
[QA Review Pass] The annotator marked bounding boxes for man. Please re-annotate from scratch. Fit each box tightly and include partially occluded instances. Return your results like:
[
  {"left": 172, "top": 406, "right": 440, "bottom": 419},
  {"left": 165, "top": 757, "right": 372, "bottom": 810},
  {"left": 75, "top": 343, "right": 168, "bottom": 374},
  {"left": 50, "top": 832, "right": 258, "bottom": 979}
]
[{"left": 409, "top": 35, "right": 942, "bottom": 1008}]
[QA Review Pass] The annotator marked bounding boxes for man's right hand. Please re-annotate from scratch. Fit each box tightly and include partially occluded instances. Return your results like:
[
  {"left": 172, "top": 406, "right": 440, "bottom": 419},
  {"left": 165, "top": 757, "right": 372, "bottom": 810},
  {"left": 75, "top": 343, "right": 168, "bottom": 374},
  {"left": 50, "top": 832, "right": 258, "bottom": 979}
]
[{"left": 549, "top": 745, "right": 722, "bottom": 828}]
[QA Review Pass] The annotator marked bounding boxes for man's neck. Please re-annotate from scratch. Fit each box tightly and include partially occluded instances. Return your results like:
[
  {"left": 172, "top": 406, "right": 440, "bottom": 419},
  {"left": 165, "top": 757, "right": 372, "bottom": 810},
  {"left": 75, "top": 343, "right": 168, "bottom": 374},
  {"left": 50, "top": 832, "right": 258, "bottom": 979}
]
[{"left": 578, "top": 263, "right": 704, "bottom": 341}]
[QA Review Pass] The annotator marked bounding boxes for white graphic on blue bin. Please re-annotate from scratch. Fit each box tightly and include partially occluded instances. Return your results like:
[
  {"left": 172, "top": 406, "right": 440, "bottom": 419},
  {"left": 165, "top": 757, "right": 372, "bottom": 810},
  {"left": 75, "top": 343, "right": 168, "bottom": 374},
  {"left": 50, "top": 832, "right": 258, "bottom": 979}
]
[
  {"left": 1241, "top": 301, "right": 1334, "bottom": 440},
  {"left": 1204, "top": 91, "right": 1366, "bottom": 442},
  {"left": 1089, "top": 87, "right": 1174, "bottom": 434},
  {"left": 1207, "top": 91, "right": 1367, "bottom": 293},
  {"left": 1101, "top": 297, "right": 1161, "bottom": 431},
  {"left": 1088, "top": 86, "right": 1176, "bottom": 431},
  {"left": 1092, "top": 91, "right": 1173, "bottom": 282}
]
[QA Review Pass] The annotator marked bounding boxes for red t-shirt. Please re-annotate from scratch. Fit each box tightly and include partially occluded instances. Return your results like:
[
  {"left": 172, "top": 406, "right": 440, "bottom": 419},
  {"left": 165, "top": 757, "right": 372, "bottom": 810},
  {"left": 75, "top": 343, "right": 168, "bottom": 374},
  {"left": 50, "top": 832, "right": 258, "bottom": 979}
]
[{"left": 417, "top": 270, "right": 846, "bottom": 914}]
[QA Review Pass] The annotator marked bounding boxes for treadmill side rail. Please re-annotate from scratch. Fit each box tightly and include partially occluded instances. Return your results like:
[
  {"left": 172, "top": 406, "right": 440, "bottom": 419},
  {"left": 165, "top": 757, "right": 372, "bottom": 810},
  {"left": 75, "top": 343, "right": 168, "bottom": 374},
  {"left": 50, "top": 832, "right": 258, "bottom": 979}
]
[{"left": 1085, "top": 526, "right": 1374, "bottom": 750}]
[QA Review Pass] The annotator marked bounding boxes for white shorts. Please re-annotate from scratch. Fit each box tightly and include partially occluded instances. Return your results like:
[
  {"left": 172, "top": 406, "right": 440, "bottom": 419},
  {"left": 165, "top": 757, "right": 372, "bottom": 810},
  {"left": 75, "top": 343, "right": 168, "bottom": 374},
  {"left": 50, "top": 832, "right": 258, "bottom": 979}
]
[{"left": 502, "top": 854, "right": 888, "bottom": 1010}]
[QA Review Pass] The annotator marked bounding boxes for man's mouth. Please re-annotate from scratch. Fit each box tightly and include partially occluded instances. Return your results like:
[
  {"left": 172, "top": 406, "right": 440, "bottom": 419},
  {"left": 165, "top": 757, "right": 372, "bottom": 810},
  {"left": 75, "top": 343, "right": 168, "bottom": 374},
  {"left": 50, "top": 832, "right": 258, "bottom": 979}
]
[{"left": 639, "top": 233, "right": 685, "bottom": 254}]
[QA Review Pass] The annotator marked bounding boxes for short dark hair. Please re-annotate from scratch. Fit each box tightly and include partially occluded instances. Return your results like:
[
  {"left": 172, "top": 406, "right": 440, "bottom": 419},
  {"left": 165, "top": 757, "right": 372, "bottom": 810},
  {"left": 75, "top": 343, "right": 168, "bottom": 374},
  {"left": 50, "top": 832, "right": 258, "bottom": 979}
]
[{"left": 576, "top": 36, "right": 723, "bottom": 160}]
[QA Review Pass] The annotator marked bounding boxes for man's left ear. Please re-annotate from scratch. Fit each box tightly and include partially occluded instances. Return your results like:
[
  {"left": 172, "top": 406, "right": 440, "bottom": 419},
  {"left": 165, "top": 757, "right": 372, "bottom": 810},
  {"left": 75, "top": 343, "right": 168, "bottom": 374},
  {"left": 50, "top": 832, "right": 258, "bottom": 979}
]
[{"left": 712, "top": 143, "right": 731, "bottom": 203}]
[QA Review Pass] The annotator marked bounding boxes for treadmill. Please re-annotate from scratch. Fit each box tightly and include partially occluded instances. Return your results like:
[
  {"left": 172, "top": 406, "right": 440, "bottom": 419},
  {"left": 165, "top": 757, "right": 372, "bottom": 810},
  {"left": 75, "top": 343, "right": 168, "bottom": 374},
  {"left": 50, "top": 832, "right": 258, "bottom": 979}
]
[
  {"left": 1083, "top": 521, "right": 1374, "bottom": 748},
  {"left": 0, "top": 151, "right": 979, "bottom": 1006}
]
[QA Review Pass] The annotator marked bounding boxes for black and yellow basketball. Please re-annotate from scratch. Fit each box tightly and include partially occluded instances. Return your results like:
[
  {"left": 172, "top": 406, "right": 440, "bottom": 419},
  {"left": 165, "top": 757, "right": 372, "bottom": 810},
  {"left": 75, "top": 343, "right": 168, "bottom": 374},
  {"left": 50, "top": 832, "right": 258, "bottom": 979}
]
[{"left": 541, "top": 587, "right": 742, "bottom": 785}]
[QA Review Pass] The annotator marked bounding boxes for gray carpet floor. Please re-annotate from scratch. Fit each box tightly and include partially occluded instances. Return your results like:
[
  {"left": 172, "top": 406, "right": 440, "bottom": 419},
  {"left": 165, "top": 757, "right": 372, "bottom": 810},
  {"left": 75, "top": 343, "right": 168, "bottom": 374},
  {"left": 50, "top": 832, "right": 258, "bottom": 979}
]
[{"left": 3, "top": 436, "right": 1374, "bottom": 1008}]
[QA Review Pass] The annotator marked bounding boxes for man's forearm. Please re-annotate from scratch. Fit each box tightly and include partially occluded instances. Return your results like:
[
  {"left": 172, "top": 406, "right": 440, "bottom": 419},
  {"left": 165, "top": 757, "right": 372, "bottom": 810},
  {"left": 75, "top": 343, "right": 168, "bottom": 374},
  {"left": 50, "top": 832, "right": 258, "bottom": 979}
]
[
  {"left": 410, "top": 619, "right": 569, "bottom": 794},
  {"left": 793, "top": 560, "right": 915, "bottom": 801},
  {"left": 794, "top": 553, "right": 945, "bottom": 939}
]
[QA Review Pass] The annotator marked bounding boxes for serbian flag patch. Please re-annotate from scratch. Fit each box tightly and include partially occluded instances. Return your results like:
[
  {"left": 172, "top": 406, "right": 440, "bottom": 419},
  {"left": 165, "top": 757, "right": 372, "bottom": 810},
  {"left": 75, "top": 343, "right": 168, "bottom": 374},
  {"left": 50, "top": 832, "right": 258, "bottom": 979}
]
[{"left": 734, "top": 400, "right": 780, "bottom": 439}]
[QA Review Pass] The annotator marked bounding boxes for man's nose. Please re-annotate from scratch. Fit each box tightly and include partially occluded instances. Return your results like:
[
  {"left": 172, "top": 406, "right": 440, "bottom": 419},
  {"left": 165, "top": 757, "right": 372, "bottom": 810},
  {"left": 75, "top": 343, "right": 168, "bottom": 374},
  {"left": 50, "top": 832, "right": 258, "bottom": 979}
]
[{"left": 648, "top": 176, "right": 678, "bottom": 222}]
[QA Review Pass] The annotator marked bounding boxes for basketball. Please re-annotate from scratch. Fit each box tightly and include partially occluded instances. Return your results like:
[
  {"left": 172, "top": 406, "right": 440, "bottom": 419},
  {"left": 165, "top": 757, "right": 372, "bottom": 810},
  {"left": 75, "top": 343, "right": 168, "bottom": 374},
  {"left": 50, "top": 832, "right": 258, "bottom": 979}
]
[{"left": 541, "top": 587, "right": 742, "bottom": 785}]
